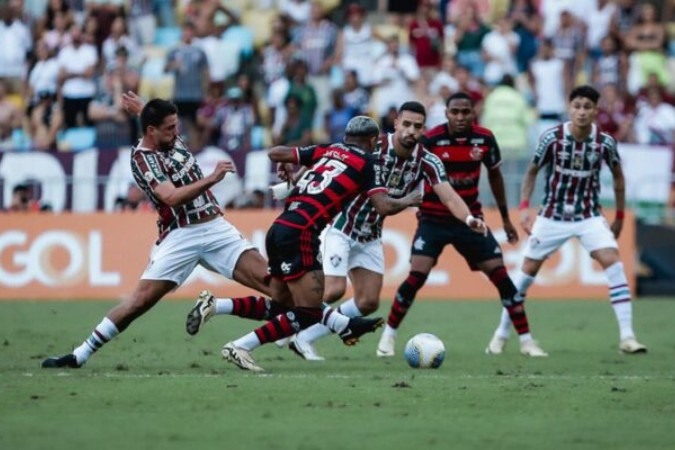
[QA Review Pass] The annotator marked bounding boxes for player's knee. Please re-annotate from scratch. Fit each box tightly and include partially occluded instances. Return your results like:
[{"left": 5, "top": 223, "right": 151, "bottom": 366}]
[
  {"left": 355, "top": 297, "right": 379, "bottom": 315},
  {"left": 323, "top": 285, "right": 346, "bottom": 303}
]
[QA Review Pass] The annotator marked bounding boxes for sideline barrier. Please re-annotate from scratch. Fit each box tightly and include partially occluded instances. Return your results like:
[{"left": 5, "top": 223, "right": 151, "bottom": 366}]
[{"left": 0, "top": 209, "right": 635, "bottom": 300}]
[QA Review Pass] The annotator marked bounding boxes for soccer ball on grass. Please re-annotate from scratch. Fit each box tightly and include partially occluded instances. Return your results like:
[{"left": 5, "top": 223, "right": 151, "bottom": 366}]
[{"left": 403, "top": 333, "right": 445, "bottom": 369}]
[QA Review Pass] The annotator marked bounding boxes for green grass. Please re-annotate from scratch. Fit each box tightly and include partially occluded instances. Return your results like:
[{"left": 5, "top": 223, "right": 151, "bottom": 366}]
[{"left": 1, "top": 299, "right": 674, "bottom": 450}]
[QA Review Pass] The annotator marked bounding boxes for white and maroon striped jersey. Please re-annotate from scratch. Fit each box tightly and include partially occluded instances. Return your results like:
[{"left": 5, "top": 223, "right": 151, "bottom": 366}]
[
  {"left": 533, "top": 122, "right": 620, "bottom": 221},
  {"left": 331, "top": 133, "right": 447, "bottom": 242},
  {"left": 130, "top": 140, "right": 221, "bottom": 242}
]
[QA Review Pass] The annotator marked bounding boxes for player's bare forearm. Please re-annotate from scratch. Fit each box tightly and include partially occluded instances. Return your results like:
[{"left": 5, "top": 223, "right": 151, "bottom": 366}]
[
  {"left": 370, "top": 191, "right": 421, "bottom": 216},
  {"left": 154, "top": 178, "right": 216, "bottom": 207},
  {"left": 487, "top": 167, "right": 510, "bottom": 222},
  {"left": 611, "top": 164, "right": 626, "bottom": 213},
  {"left": 434, "top": 182, "right": 471, "bottom": 222},
  {"left": 268, "top": 146, "right": 298, "bottom": 164},
  {"left": 520, "top": 163, "right": 539, "bottom": 205}
]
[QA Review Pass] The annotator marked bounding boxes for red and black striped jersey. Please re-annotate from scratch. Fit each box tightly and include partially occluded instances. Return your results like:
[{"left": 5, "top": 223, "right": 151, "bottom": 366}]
[
  {"left": 419, "top": 124, "right": 501, "bottom": 221},
  {"left": 130, "top": 141, "right": 221, "bottom": 243},
  {"left": 534, "top": 122, "right": 620, "bottom": 221},
  {"left": 275, "top": 143, "right": 387, "bottom": 231}
]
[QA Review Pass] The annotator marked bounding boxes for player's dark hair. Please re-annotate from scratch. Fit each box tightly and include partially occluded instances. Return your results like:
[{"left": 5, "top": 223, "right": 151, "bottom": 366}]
[
  {"left": 140, "top": 99, "right": 178, "bottom": 133},
  {"left": 446, "top": 92, "right": 474, "bottom": 107},
  {"left": 344, "top": 115, "right": 380, "bottom": 137},
  {"left": 569, "top": 85, "right": 600, "bottom": 104},
  {"left": 398, "top": 101, "right": 426, "bottom": 119}
]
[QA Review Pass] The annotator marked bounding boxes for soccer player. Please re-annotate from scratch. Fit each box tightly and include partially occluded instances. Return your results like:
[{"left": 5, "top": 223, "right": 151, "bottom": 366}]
[
  {"left": 41, "top": 98, "right": 290, "bottom": 368},
  {"left": 486, "top": 85, "right": 647, "bottom": 355},
  {"left": 287, "top": 101, "right": 486, "bottom": 361},
  {"left": 219, "top": 116, "right": 424, "bottom": 371},
  {"left": 376, "top": 92, "right": 548, "bottom": 358}
]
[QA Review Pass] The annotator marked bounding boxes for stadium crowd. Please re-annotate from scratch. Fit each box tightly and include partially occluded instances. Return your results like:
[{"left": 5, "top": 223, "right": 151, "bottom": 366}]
[{"left": 0, "top": 0, "right": 673, "bottom": 211}]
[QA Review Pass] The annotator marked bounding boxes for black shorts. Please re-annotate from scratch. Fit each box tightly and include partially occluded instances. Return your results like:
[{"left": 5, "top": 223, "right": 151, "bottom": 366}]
[
  {"left": 265, "top": 222, "right": 322, "bottom": 281},
  {"left": 411, "top": 219, "right": 503, "bottom": 271}
]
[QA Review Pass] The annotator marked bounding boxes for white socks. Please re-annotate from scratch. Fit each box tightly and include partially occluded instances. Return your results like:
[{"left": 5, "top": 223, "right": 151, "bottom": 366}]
[
  {"left": 381, "top": 324, "right": 397, "bottom": 339},
  {"left": 297, "top": 298, "right": 362, "bottom": 344},
  {"left": 72, "top": 317, "right": 119, "bottom": 365},
  {"left": 232, "top": 332, "right": 261, "bottom": 351},
  {"left": 605, "top": 262, "right": 635, "bottom": 340},
  {"left": 215, "top": 298, "right": 234, "bottom": 315},
  {"left": 495, "top": 270, "right": 535, "bottom": 339},
  {"left": 321, "top": 305, "right": 350, "bottom": 334}
]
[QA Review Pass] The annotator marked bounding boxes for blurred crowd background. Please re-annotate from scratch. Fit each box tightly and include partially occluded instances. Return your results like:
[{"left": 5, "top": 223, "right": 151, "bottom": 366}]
[{"left": 0, "top": 0, "right": 673, "bottom": 215}]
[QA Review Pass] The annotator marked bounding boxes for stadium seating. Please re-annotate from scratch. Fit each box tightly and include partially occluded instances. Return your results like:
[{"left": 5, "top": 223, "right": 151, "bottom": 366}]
[{"left": 57, "top": 127, "right": 97, "bottom": 152}]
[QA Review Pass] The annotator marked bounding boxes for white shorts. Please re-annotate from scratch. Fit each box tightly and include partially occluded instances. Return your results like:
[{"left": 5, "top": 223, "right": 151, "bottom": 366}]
[
  {"left": 524, "top": 216, "right": 618, "bottom": 260},
  {"left": 320, "top": 227, "right": 384, "bottom": 277},
  {"left": 141, "top": 217, "right": 255, "bottom": 286}
]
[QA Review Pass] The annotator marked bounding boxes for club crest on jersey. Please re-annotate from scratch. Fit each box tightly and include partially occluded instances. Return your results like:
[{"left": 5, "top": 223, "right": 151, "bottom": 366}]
[
  {"left": 144, "top": 171, "right": 154, "bottom": 182},
  {"left": 573, "top": 155, "right": 584, "bottom": 169},
  {"left": 330, "top": 254, "right": 342, "bottom": 268},
  {"left": 281, "top": 262, "right": 292, "bottom": 274},
  {"left": 403, "top": 171, "right": 415, "bottom": 185},
  {"left": 586, "top": 150, "right": 600, "bottom": 164},
  {"left": 470, "top": 145, "right": 483, "bottom": 161}
]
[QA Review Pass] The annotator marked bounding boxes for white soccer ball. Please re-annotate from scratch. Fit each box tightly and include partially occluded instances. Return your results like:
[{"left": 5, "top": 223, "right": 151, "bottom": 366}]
[{"left": 404, "top": 333, "right": 445, "bottom": 369}]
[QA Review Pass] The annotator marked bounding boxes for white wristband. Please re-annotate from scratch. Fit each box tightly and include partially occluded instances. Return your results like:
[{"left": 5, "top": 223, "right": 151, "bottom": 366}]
[
  {"left": 465, "top": 215, "right": 476, "bottom": 227},
  {"left": 270, "top": 182, "right": 293, "bottom": 201}
]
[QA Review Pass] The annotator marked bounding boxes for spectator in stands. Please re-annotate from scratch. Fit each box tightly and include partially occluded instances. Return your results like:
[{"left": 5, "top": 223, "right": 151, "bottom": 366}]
[
  {"left": 261, "top": 29, "right": 293, "bottom": 87},
  {"left": 586, "top": 0, "right": 617, "bottom": 60},
  {"left": 273, "top": 94, "right": 312, "bottom": 146},
  {"left": 235, "top": 72, "right": 261, "bottom": 126},
  {"left": 409, "top": 0, "right": 445, "bottom": 74},
  {"left": 164, "top": 21, "right": 209, "bottom": 144},
  {"left": 127, "top": 0, "right": 156, "bottom": 46},
  {"left": 445, "top": 0, "right": 490, "bottom": 25},
  {"left": 624, "top": 2, "right": 669, "bottom": 94},
  {"left": 0, "top": 80, "right": 22, "bottom": 150},
  {"left": 453, "top": 64, "right": 483, "bottom": 117},
  {"left": 42, "top": 10, "right": 72, "bottom": 52},
  {"left": 88, "top": 49, "right": 139, "bottom": 149},
  {"left": 633, "top": 87, "right": 675, "bottom": 146},
  {"left": 279, "top": 0, "right": 311, "bottom": 29},
  {"left": 635, "top": 72, "right": 674, "bottom": 106},
  {"left": 0, "top": 2, "right": 33, "bottom": 94},
  {"left": 285, "top": 59, "right": 317, "bottom": 128},
  {"left": 528, "top": 38, "right": 566, "bottom": 135},
  {"left": 597, "top": 83, "right": 633, "bottom": 143},
  {"left": 6, "top": 184, "right": 35, "bottom": 212},
  {"left": 85, "top": 0, "right": 124, "bottom": 52},
  {"left": 196, "top": 82, "right": 226, "bottom": 148},
  {"left": 452, "top": 3, "right": 490, "bottom": 79},
  {"left": 102, "top": 16, "right": 139, "bottom": 69},
  {"left": 325, "top": 88, "right": 356, "bottom": 142},
  {"left": 342, "top": 69, "right": 369, "bottom": 115},
  {"left": 293, "top": 1, "right": 339, "bottom": 133},
  {"left": 211, "top": 86, "right": 256, "bottom": 175},
  {"left": 481, "top": 16, "right": 519, "bottom": 87},
  {"left": 611, "top": 0, "right": 640, "bottom": 43},
  {"left": 40, "top": 0, "right": 72, "bottom": 36},
  {"left": 371, "top": 35, "right": 420, "bottom": 125},
  {"left": 25, "top": 39, "right": 60, "bottom": 113},
  {"left": 508, "top": 0, "right": 541, "bottom": 73},
  {"left": 26, "top": 90, "right": 62, "bottom": 151},
  {"left": 337, "top": 3, "right": 377, "bottom": 88},
  {"left": 57, "top": 23, "right": 98, "bottom": 128},
  {"left": 592, "top": 35, "right": 627, "bottom": 92},
  {"left": 550, "top": 9, "right": 585, "bottom": 96}
]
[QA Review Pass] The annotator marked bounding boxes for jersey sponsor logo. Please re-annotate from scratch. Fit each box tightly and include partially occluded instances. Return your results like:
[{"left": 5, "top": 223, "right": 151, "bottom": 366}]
[
  {"left": 170, "top": 157, "right": 195, "bottom": 182},
  {"left": 413, "top": 236, "right": 425, "bottom": 250},
  {"left": 554, "top": 165, "right": 593, "bottom": 177},
  {"left": 171, "top": 151, "right": 186, "bottom": 164},
  {"left": 330, "top": 254, "right": 342, "bottom": 268},
  {"left": 558, "top": 139, "right": 572, "bottom": 146},
  {"left": 470, "top": 138, "right": 485, "bottom": 145},
  {"left": 437, "top": 140, "right": 451, "bottom": 146}
]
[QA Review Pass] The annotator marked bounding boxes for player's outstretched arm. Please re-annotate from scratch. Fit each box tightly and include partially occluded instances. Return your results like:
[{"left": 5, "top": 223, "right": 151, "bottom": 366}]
[
  {"left": 610, "top": 163, "right": 626, "bottom": 238},
  {"left": 370, "top": 190, "right": 422, "bottom": 216},
  {"left": 433, "top": 182, "right": 486, "bottom": 234},
  {"left": 154, "top": 160, "right": 235, "bottom": 207},
  {"left": 519, "top": 162, "right": 540, "bottom": 235}
]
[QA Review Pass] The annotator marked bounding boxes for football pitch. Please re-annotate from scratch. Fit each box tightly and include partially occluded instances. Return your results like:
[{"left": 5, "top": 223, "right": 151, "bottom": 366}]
[{"left": 1, "top": 298, "right": 674, "bottom": 450}]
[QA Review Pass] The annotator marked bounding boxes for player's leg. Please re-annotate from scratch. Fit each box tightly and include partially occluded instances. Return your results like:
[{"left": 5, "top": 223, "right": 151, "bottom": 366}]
[
  {"left": 582, "top": 218, "right": 647, "bottom": 353},
  {"left": 43, "top": 227, "right": 200, "bottom": 368}
]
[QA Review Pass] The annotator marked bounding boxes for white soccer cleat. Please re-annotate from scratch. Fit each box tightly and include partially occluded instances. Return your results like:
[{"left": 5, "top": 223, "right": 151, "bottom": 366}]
[
  {"left": 185, "top": 290, "right": 216, "bottom": 336},
  {"left": 376, "top": 333, "right": 396, "bottom": 357},
  {"left": 619, "top": 337, "right": 647, "bottom": 354},
  {"left": 485, "top": 334, "right": 509, "bottom": 355},
  {"left": 520, "top": 339, "right": 549, "bottom": 357},
  {"left": 289, "top": 335, "right": 325, "bottom": 361},
  {"left": 221, "top": 343, "right": 264, "bottom": 372}
]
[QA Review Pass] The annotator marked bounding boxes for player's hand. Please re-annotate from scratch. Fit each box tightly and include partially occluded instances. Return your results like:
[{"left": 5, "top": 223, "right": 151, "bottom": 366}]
[
  {"left": 467, "top": 216, "right": 487, "bottom": 235},
  {"left": 610, "top": 218, "right": 623, "bottom": 238},
  {"left": 503, "top": 219, "right": 519, "bottom": 244},
  {"left": 210, "top": 160, "right": 236, "bottom": 182},
  {"left": 520, "top": 209, "right": 534, "bottom": 235},
  {"left": 276, "top": 162, "right": 295, "bottom": 184},
  {"left": 404, "top": 190, "right": 423, "bottom": 207},
  {"left": 122, "top": 91, "right": 144, "bottom": 116}
]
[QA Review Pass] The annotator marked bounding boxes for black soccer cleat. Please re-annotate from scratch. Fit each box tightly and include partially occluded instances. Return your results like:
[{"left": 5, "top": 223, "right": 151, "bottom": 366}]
[
  {"left": 339, "top": 316, "right": 385, "bottom": 346},
  {"left": 41, "top": 354, "right": 81, "bottom": 369}
]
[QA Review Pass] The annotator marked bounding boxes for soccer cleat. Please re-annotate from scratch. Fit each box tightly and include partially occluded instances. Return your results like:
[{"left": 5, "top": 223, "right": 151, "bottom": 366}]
[
  {"left": 339, "top": 316, "right": 384, "bottom": 346},
  {"left": 619, "top": 337, "right": 647, "bottom": 354},
  {"left": 186, "top": 290, "right": 216, "bottom": 336},
  {"left": 520, "top": 340, "right": 549, "bottom": 357},
  {"left": 41, "top": 354, "right": 81, "bottom": 369},
  {"left": 289, "top": 335, "right": 325, "bottom": 361},
  {"left": 376, "top": 332, "right": 396, "bottom": 357},
  {"left": 485, "top": 334, "right": 509, "bottom": 355},
  {"left": 221, "top": 343, "right": 264, "bottom": 372}
]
